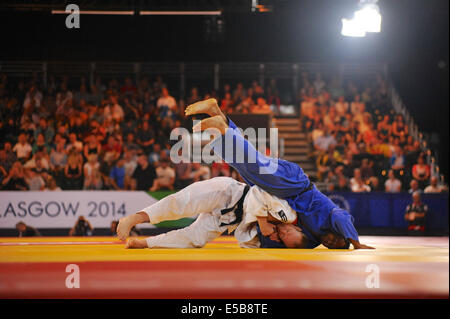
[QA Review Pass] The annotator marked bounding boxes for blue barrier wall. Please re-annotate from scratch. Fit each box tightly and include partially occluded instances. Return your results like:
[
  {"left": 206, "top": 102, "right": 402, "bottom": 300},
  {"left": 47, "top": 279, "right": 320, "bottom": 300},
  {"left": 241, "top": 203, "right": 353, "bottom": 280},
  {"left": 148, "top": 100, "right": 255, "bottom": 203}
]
[{"left": 325, "top": 192, "right": 449, "bottom": 232}]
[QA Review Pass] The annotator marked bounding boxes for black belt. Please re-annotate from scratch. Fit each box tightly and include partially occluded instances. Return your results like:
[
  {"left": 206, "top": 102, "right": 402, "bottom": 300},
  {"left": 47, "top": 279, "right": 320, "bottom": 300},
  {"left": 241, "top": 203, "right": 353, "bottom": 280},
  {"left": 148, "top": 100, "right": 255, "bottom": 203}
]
[{"left": 219, "top": 185, "right": 250, "bottom": 227}]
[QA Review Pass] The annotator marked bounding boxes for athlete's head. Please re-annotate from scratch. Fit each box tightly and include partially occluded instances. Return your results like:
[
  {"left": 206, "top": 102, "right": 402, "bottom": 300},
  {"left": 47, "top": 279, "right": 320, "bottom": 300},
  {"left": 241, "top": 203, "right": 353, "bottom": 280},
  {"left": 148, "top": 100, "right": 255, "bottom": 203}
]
[
  {"left": 320, "top": 231, "right": 350, "bottom": 249},
  {"left": 15, "top": 221, "right": 26, "bottom": 233},
  {"left": 276, "top": 223, "right": 308, "bottom": 248}
]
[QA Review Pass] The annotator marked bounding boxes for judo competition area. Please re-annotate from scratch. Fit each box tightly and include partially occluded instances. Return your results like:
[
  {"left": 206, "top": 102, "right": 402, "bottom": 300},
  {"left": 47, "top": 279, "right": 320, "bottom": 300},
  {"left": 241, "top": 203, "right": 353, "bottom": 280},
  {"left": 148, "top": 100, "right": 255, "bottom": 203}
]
[{"left": 0, "top": 235, "right": 448, "bottom": 299}]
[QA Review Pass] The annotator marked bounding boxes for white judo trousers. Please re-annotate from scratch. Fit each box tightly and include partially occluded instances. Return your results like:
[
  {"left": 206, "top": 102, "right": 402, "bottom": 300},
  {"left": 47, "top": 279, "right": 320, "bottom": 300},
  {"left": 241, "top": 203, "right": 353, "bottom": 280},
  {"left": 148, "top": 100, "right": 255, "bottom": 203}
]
[
  {"left": 140, "top": 176, "right": 298, "bottom": 249},
  {"left": 141, "top": 177, "right": 249, "bottom": 248}
]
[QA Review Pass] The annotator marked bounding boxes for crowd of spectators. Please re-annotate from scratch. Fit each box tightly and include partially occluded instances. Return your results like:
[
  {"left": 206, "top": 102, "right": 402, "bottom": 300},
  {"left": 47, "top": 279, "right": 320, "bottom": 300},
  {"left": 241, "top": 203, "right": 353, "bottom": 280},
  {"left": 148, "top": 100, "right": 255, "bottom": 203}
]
[
  {"left": 299, "top": 72, "right": 447, "bottom": 193},
  {"left": 0, "top": 73, "right": 279, "bottom": 192},
  {"left": 0, "top": 71, "right": 446, "bottom": 194}
]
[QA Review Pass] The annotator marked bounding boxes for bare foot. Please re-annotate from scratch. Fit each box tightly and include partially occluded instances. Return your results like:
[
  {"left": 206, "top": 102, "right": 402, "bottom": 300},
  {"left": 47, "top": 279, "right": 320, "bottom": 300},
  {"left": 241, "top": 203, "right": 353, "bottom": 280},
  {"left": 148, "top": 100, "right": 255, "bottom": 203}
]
[
  {"left": 117, "top": 212, "right": 149, "bottom": 241},
  {"left": 117, "top": 215, "right": 134, "bottom": 241},
  {"left": 192, "top": 115, "right": 228, "bottom": 135},
  {"left": 125, "top": 238, "right": 148, "bottom": 249},
  {"left": 185, "top": 98, "right": 227, "bottom": 122}
]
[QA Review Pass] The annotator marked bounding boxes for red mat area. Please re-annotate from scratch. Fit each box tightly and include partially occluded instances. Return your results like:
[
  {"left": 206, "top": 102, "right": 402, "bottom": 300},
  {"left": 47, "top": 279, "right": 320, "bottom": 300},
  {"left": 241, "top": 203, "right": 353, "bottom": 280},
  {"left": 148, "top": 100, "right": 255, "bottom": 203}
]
[
  {"left": 1, "top": 236, "right": 448, "bottom": 298},
  {"left": 1, "top": 260, "right": 446, "bottom": 299}
]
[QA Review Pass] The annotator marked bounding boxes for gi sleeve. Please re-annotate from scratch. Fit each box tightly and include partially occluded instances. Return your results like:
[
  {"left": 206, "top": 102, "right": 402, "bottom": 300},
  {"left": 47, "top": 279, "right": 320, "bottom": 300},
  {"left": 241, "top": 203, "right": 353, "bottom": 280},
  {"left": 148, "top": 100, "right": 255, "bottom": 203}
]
[
  {"left": 330, "top": 209, "right": 359, "bottom": 241},
  {"left": 243, "top": 186, "right": 298, "bottom": 225}
]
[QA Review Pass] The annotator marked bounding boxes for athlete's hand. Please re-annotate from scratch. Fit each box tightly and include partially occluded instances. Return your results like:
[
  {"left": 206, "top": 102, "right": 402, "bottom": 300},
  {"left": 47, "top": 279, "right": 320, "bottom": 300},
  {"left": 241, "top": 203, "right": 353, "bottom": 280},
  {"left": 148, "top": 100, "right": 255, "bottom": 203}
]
[
  {"left": 269, "top": 231, "right": 281, "bottom": 242},
  {"left": 260, "top": 222, "right": 277, "bottom": 237},
  {"left": 354, "top": 243, "right": 375, "bottom": 250},
  {"left": 349, "top": 238, "right": 375, "bottom": 250}
]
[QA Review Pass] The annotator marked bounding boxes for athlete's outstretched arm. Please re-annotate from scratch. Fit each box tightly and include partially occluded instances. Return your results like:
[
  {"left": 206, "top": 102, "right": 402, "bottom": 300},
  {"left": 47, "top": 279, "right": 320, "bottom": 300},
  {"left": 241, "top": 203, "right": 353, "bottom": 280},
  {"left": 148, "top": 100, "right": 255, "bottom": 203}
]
[
  {"left": 331, "top": 210, "right": 375, "bottom": 249},
  {"left": 348, "top": 238, "right": 375, "bottom": 250}
]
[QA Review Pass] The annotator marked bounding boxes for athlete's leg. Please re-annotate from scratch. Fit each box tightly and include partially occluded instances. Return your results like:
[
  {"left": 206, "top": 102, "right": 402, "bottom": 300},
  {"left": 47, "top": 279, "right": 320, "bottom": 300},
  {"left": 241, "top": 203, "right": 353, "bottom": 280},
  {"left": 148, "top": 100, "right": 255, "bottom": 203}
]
[
  {"left": 192, "top": 115, "right": 228, "bottom": 134},
  {"left": 185, "top": 98, "right": 227, "bottom": 122},
  {"left": 188, "top": 104, "right": 310, "bottom": 198},
  {"left": 125, "top": 237, "right": 148, "bottom": 248},
  {"left": 117, "top": 177, "right": 241, "bottom": 240},
  {"left": 126, "top": 212, "right": 225, "bottom": 249},
  {"left": 117, "top": 212, "right": 149, "bottom": 241}
]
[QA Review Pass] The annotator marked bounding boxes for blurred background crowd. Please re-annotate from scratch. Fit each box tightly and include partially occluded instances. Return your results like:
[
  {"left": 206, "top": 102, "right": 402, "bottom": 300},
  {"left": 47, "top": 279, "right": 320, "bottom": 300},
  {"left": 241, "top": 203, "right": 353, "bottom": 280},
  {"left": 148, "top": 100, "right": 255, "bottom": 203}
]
[
  {"left": 299, "top": 72, "right": 446, "bottom": 193},
  {"left": 0, "top": 71, "right": 447, "bottom": 194}
]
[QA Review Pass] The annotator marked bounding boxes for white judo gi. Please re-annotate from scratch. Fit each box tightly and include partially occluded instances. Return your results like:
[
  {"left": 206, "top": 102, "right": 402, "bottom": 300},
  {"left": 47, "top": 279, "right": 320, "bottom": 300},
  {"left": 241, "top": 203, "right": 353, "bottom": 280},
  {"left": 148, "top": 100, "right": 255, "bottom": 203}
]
[{"left": 140, "top": 177, "right": 298, "bottom": 248}]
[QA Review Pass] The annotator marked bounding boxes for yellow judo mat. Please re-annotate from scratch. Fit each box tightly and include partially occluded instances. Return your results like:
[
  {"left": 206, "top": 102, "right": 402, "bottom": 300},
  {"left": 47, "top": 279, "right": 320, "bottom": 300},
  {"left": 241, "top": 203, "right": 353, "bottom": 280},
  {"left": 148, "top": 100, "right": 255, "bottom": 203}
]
[{"left": 0, "top": 236, "right": 448, "bottom": 298}]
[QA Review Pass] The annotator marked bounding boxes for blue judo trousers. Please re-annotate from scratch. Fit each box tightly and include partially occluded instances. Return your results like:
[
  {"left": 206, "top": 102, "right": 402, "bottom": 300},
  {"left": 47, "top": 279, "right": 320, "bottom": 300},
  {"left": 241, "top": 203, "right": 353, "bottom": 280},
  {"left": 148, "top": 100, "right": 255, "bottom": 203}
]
[{"left": 210, "top": 118, "right": 359, "bottom": 248}]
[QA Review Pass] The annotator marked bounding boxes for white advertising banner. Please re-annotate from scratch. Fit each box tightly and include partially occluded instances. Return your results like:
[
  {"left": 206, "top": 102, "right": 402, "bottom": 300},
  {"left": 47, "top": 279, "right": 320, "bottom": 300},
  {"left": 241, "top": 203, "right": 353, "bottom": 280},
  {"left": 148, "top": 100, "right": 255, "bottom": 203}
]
[{"left": 0, "top": 191, "right": 158, "bottom": 229}]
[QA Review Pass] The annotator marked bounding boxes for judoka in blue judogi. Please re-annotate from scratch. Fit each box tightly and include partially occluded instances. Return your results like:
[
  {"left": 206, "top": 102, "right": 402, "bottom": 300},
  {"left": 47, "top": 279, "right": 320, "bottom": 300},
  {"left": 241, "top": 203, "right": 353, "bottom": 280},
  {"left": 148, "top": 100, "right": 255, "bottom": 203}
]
[{"left": 205, "top": 115, "right": 374, "bottom": 250}]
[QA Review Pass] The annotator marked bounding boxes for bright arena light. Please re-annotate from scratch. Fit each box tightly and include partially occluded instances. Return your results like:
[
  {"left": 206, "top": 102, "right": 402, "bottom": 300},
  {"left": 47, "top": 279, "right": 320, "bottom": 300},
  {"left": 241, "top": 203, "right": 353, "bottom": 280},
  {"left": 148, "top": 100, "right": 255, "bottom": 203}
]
[
  {"left": 341, "top": 1, "right": 382, "bottom": 37},
  {"left": 341, "top": 18, "right": 366, "bottom": 37},
  {"left": 354, "top": 4, "right": 382, "bottom": 33}
]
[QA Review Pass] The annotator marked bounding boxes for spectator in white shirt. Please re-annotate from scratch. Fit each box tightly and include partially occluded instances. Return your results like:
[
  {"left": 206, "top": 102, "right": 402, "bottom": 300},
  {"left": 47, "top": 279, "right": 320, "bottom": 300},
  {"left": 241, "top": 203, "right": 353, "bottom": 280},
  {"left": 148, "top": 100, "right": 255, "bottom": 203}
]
[
  {"left": 313, "top": 127, "right": 337, "bottom": 152},
  {"left": 157, "top": 88, "right": 177, "bottom": 111},
  {"left": 190, "top": 163, "right": 211, "bottom": 182},
  {"left": 385, "top": 169, "right": 402, "bottom": 193},
  {"left": 24, "top": 152, "right": 49, "bottom": 172},
  {"left": 25, "top": 169, "right": 45, "bottom": 191},
  {"left": 311, "top": 121, "right": 324, "bottom": 143},
  {"left": 83, "top": 154, "right": 102, "bottom": 190},
  {"left": 334, "top": 96, "right": 349, "bottom": 117},
  {"left": 150, "top": 159, "right": 175, "bottom": 191},
  {"left": 13, "top": 133, "right": 32, "bottom": 162},
  {"left": 66, "top": 133, "right": 83, "bottom": 153},
  {"left": 322, "top": 106, "right": 339, "bottom": 131},
  {"left": 104, "top": 95, "right": 124, "bottom": 122},
  {"left": 350, "top": 168, "right": 371, "bottom": 192},
  {"left": 424, "top": 176, "right": 446, "bottom": 193}
]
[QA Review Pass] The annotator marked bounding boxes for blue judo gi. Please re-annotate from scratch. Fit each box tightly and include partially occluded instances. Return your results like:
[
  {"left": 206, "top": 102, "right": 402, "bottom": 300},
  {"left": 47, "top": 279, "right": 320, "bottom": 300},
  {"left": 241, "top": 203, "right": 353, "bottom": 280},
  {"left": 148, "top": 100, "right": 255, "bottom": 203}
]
[{"left": 210, "top": 118, "right": 359, "bottom": 248}]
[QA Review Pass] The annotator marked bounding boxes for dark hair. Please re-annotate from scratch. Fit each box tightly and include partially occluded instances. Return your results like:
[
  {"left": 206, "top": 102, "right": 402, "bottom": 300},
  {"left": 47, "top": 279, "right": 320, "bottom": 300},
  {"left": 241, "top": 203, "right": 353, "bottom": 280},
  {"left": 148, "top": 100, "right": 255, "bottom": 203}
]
[
  {"left": 333, "top": 231, "right": 350, "bottom": 249},
  {"left": 325, "top": 231, "right": 351, "bottom": 249},
  {"left": 337, "top": 239, "right": 351, "bottom": 249},
  {"left": 294, "top": 233, "right": 309, "bottom": 248}
]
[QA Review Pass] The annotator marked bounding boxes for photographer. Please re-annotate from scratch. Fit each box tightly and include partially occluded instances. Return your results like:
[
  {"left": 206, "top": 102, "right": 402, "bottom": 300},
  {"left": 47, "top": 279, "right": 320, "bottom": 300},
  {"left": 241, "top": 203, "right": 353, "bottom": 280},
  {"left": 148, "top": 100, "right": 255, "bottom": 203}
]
[{"left": 69, "top": 216, "right": 94, "bottom": 236}]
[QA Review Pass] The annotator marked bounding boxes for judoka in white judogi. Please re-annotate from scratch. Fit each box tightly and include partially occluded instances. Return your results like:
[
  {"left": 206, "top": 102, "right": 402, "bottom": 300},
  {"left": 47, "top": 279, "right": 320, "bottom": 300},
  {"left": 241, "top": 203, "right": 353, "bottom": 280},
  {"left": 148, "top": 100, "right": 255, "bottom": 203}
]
[{"left": 138, "top": 177, "right": 298, "bottom": 248}]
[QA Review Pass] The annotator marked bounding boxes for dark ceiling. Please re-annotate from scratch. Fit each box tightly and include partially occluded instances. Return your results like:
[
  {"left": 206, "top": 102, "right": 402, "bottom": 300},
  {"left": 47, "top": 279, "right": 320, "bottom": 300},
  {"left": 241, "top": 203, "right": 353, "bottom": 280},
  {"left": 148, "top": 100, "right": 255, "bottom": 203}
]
[{"left": 0, "top": 0, "right": 448, "bottom": 176}]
